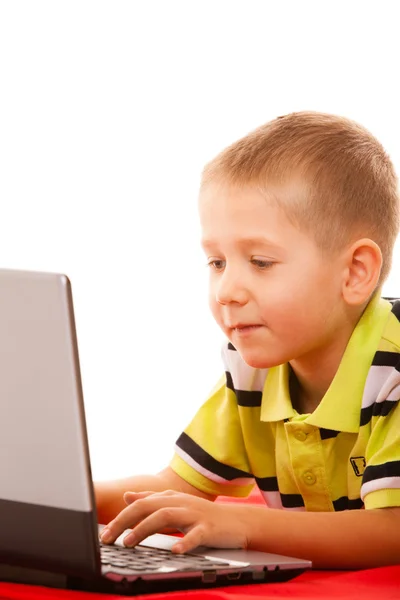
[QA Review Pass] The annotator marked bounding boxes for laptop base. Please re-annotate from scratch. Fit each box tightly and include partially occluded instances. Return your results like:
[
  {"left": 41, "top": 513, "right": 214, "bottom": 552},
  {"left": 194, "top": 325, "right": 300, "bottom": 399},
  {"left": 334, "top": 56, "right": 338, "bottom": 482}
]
[{"left": 0, "top": 562, "right": 308, "bottom": 596}]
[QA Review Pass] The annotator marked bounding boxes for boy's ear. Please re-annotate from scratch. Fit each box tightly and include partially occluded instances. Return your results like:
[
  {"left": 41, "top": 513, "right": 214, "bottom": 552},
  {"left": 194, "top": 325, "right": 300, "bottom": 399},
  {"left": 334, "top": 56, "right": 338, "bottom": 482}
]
[{"left": 342, "top": 239, "right": 382, "bottom": 305}]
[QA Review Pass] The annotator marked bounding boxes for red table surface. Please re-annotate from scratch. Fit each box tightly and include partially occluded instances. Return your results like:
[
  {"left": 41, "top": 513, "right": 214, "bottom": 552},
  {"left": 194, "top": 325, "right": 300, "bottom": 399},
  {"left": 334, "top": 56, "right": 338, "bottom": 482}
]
[
  {"left": 1, "top": 565, "right": 400, "bottom": 600},
  {"left": 1, "top": 490, "right": 399, "bottom": 599}
]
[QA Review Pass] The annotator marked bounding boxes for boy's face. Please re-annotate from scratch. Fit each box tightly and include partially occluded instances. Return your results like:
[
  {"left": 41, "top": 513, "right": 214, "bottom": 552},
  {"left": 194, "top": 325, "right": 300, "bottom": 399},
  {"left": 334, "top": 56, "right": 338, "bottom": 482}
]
[{"left": 199, "top": 182, "right": 346, "bottom": 369}]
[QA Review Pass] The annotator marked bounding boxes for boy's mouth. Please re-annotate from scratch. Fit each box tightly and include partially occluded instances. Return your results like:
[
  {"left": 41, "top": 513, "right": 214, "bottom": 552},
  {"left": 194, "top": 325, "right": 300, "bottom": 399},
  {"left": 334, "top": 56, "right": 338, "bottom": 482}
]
[{"left": 231, "top": 324, "right": 263, "bottom": 334}]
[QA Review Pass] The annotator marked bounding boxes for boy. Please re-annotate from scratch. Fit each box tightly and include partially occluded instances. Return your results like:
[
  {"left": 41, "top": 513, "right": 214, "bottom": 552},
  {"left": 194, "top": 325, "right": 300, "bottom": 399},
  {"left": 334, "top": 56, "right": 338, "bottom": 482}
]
[{"left": 96, "top": 111, "right": 400, "bottom": 568}]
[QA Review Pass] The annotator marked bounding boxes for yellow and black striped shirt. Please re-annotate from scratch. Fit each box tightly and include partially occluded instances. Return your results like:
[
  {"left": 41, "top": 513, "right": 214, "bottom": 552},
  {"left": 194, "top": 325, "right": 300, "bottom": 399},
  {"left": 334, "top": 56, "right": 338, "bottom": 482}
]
[{"left": 171, "top": 295, "right": 400, "bottom": 511}]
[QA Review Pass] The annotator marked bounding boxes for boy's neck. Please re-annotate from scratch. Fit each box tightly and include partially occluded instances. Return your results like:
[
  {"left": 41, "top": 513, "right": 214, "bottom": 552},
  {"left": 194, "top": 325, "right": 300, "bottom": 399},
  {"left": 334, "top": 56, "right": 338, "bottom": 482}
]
[
  {"left": 288, "top": 306, "right": 366, "bottom": 415},
  {"left": 289, "top": 369, "right": 326, "bottom": 414}
]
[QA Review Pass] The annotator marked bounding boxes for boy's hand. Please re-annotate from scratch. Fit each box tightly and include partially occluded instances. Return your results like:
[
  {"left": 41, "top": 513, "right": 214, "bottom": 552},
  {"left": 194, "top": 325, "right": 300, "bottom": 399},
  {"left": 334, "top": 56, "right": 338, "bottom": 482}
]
[{"left": 100, "top": 490, "right": 251, "bottom": 553}]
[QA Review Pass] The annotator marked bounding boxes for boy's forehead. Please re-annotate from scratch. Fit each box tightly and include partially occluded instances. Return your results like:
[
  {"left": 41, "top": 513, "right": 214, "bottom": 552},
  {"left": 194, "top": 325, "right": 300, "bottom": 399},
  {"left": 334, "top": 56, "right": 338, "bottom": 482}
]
[
  {"left": 199, "top": 181, "right": 303, "bottom": 250},
  {"left": 199, "top": 182, "right": 268, "bottom": 221},
  {"left": 198, "top": 177, "right": 307, "bottom": 210}
]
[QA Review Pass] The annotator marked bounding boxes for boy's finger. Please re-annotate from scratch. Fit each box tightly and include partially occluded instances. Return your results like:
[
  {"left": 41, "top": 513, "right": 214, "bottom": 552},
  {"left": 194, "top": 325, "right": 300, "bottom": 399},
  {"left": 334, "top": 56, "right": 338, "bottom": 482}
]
[
  {"left": 102, "top": 494, "right": 190, "bottom": 543},
  {"left": 123, "top": 507, "right": 189, "bottom": 547},
  {"left": 124, "top": 490, "right": 154, "bottom": 504},
  {"left": 172, "top": 527, "right": 205, "bottom": 554}
]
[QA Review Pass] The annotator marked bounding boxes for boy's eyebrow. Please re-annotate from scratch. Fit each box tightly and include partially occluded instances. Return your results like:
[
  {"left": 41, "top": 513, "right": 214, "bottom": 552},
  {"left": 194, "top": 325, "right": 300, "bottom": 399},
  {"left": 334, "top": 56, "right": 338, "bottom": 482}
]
[{"left": 201, "top": 236, "right": 283, "bottom": 250}]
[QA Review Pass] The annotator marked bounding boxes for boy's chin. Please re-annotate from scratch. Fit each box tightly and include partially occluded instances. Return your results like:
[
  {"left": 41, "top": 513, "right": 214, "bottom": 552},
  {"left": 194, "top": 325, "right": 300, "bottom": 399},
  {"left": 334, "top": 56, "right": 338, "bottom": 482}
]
[{"left": 237, "top": 348, "right": 283, "bottom": 370}]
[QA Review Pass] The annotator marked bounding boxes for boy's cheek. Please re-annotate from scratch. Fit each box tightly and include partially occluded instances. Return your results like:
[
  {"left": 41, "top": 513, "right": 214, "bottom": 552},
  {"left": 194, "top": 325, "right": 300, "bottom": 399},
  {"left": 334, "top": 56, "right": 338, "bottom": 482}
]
[{"left": 208, "top": 296, "right": 223, "bottom": 325}]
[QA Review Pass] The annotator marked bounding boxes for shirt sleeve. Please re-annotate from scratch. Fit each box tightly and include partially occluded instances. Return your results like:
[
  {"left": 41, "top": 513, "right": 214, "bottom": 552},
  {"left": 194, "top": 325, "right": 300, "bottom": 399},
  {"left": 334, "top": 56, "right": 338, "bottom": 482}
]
[
  {"left": 170, "top": 371, "right": 255, "bottom": 498},
  {"left": 361, "top": 372, "right": 400, "bottom": 509}
]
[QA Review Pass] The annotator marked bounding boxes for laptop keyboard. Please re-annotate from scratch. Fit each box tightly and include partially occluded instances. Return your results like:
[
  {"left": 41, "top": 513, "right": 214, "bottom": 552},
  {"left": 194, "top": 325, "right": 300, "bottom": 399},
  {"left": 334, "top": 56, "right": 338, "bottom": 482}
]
[{"left": 100, "top": 542, "right": 232, "bottom": 573}]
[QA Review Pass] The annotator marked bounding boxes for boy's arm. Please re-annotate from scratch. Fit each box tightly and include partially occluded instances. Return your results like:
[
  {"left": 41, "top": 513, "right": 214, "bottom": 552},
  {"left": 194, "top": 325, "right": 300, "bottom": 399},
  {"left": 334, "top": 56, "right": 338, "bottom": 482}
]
[
  {"left": 94, "top": 466, "right": 216, "bottom": 524},
  {"left": 246, "top": 504, "right": 400, "bottom": 568},
  {"left": 100, "top": 491, "right": 400, "bottom": 568}
]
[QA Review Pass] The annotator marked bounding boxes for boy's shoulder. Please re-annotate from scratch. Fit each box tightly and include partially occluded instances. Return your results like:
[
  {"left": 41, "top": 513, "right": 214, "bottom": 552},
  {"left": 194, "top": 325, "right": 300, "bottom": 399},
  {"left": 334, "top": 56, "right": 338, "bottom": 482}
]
[{"left": 379, "top": 298, "right": 400, "bottom": 353}]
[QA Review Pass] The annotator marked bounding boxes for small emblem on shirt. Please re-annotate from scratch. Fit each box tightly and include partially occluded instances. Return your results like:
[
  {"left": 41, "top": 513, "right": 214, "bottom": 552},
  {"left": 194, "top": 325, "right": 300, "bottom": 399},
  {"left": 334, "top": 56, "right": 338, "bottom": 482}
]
[{"left": 350, "top": 456, "right": 366, "bottom": 477}]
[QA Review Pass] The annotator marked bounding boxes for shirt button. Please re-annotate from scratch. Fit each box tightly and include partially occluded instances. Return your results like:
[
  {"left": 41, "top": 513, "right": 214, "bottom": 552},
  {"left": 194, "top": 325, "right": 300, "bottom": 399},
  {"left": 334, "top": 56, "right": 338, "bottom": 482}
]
[
  {"left": 302, "top": 471, "right": 316, "bottom": 485},
  {"left": 294, "top": 430, "right": 307, "bottom": 442}
]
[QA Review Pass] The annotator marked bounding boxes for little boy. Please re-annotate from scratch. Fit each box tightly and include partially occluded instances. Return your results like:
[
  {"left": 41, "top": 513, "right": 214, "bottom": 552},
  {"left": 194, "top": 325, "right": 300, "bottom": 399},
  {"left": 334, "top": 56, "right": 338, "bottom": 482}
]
[{"left": 96, "top": 111, "right": 400, "bottom": 568}]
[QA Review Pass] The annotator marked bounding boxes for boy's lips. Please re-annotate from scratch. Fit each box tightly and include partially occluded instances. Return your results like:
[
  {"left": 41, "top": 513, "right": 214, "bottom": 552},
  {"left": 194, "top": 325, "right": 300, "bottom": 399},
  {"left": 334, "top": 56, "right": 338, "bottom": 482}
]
[
  {"left": 231, "top": 323, "right": 259, "bottom": 328},
  {"left": 229, "top": 323, "right": 263, "bottom": 333}
]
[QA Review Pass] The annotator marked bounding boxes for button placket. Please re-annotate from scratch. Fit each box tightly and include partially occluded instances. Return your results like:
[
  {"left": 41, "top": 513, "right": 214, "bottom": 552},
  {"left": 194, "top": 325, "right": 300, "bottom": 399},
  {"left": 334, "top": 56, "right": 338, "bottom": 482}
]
[
  {"left": 294, "top": 430, "right": 307, "bottom": 442},
  {"left": 284, "top": 421, "right": 333, "bottom": 511},
  {"left": 302, "top": 470, "right": 316, "bottom": 485}
]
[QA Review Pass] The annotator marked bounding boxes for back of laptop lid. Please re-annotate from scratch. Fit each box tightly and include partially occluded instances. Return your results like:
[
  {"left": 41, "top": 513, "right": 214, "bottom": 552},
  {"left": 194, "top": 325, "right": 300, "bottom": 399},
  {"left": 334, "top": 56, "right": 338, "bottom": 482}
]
[{"left": 0, "top": 269, "right": 100, "bottom": 578}]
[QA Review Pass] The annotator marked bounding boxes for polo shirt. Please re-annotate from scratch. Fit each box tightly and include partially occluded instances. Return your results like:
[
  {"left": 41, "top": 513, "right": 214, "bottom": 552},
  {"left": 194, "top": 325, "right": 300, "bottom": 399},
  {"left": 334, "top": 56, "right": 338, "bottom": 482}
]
[{"left": 170, "top": 296, "right": 400, "bottom": 511}]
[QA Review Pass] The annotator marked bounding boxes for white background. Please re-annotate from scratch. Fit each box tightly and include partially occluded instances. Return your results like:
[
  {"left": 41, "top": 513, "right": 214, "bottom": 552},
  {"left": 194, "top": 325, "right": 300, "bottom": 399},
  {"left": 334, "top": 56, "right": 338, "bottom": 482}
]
[{"left": 1, "top": 1, "right": 400, "bottom": 480}]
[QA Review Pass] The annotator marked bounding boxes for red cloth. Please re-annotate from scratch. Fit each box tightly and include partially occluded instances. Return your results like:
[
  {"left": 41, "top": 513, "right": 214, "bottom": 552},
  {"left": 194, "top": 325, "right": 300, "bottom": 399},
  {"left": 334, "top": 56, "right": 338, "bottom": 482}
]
[
  {"left": 216, "top": 488, "right": 266, "bottom": 506},
  {"left": 1, "top": 566, "right": 400, "bottom": 600}
]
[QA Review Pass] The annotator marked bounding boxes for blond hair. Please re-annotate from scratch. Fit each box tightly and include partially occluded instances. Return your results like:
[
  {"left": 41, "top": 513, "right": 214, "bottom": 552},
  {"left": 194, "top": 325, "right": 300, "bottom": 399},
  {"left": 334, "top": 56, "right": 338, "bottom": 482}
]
[{"left": 201, "top": 111, "right": 399, "bottom": 285}]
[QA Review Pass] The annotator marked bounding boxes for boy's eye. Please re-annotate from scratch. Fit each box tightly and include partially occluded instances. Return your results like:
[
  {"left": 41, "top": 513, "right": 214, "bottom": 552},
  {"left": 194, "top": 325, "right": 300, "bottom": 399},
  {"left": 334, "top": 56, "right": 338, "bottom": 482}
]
[
  {"left": 251, "top": 258, "right": 274, "bottom": 269},
  {"left": 207, "top": 259, "right": 226, "bottom": 271}
]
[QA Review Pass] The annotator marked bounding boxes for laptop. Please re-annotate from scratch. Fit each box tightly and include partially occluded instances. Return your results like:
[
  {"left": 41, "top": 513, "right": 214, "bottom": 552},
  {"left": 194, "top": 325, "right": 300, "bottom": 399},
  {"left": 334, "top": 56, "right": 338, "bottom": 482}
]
[{"left": 0, "top": 268, "right": 311, "bottom": 595}]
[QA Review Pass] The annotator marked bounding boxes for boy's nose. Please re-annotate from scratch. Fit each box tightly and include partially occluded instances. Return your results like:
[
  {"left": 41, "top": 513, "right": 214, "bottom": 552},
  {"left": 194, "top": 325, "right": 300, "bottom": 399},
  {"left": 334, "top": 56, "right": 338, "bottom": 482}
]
[{"left": 215, "top": 271, "right": 248, "bottom": 306}]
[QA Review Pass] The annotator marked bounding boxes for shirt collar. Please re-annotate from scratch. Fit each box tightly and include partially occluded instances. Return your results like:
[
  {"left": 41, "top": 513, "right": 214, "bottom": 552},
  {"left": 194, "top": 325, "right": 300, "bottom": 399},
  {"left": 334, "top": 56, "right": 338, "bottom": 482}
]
[{"left": 260, "top": 295, "right": 393, "bottom": 432}]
